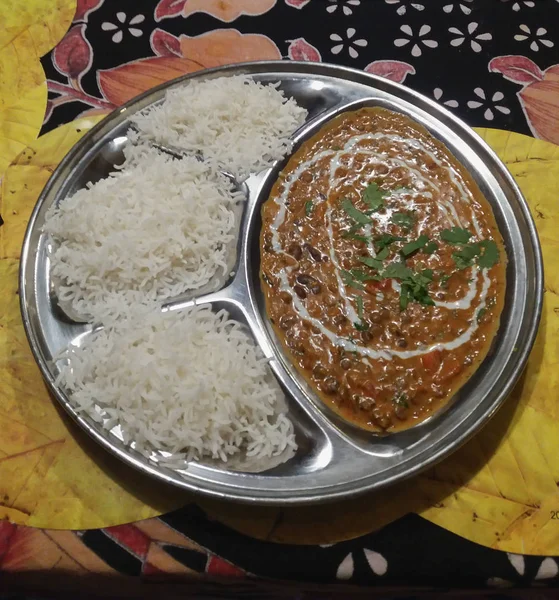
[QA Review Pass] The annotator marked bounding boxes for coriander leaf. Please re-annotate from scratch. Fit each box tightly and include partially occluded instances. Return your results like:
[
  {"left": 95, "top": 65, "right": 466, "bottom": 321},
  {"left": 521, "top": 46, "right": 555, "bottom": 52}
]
[
  {"left": 341, "top": 197, "right": 372, "bottom": 225},
  {"left": 356, "top": 296, "right": 364, "bottom": 320},
  {"left": 452, "top": 243, "right": 480, "bottom": 270},
  {"left": 413, "top": 285, "right": 435, "bottom": 306},
  {"left": 441, "top": 227, "right": 472, "bottom": 245},
  {"left": 354, "top": 321, "right": 369, "bottom": 332},
  {"left": 477, "top": 307, "right": 486, "bottom": 323},
  {"left": 344, "top": 232, "right": 370, "bottom": 243},
  {"left": 439, "top": 273, "right": 451, "bottom": 288},
  {"left": 391, "top": 212, "right": 415, "bottom": 230},
  {"left": 383, "top": 262, "right": 414, "bottom": 280},
  {"left": 362, "top": 182, "right": 387, "bottom": 212},
  {"left": 341, "top": 270, "right": 365, "bottom": 291},
  {"left": 350, "top": 269, "right": 380, "bottom": 282},
  {"left": 359, "top": 256, "right": 383, "bottom": 271},
  {"left": 376, "top": 247, "right": 390, "bottom": 261},
  {"left": 342, "top": 224, "right": 361, "bottom": 239},
  {"left": 400, "top": 284, "right": 411, "bottom": 311},
  {"left": 423, "top": 241, "right": 438, "bottom": 254},
  {"left": 478, "top": 240, "right": 499, "bottom": 269},
  {"left": 375, "top": 234, "right": 405, "bottom": 252},
  {"left": 305, "top": 200, "right": 313, "bottom": 216},
  {"left": 392, "top": 394, "right": 409, "bottom": 409},
  {"left": 419, "top": 268, "right": 434, "bottom": 283},
  {"left": 401, "top": 234, "right": 429, "bottom": 257}
]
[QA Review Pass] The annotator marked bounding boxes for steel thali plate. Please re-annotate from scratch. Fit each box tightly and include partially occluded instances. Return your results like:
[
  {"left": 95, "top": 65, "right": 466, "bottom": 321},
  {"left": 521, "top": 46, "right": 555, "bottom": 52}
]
[{"left": 19, "top": 61, "right": 543, "bottom": 504}]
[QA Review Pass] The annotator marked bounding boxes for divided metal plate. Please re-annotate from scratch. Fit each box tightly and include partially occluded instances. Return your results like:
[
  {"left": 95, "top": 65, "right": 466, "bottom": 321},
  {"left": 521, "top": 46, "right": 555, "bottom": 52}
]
[{"left": 19, "top": 62, "right": 543, "bottom": 504}]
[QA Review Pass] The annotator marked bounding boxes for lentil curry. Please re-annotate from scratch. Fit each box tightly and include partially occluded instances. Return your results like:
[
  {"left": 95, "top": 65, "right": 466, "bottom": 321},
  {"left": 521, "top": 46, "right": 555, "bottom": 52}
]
[{"left": 260, "top": 107, "right": 506, "bottom": 432}]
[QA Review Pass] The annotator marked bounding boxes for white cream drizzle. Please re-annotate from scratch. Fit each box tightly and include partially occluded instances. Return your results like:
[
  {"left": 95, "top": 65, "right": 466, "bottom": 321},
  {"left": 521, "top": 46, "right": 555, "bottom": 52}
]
[{"left": 268, "top": 129, "right": 494, "bottom": 360}]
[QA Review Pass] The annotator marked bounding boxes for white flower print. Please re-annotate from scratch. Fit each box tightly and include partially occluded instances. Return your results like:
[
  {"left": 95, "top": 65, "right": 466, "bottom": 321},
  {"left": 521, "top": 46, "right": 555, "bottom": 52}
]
[
  {"left": 336, "top": 548, "right": 388, "bottom": 580},
  {"left": 488, "top": 554, "right": 559, "bottom": 587},
  {"left": 394, "top": 24, "right": 438, "bottom": 58},
  {"left": 433, "top": 88, "right": 459, "bottom": 109},
  {"left": 326, "top": 0, "right": 360, "bottom": 16},
  {"left": 101, "top": 12, "right": 144, "bottom": 44},
  {"left": 443, "top": 0, "right": 473, "bottom": 15},
  {"left": 511, "top": 1, "right": 535, "bottom": 10},
  {"left": 467, "top": 88, "right": 510, "bottom": 121},
  {"left": 385, "top": 0, "right": 424, "bottom": 16},
  {"left": 330, "top": 28, "right": 367, "bottom": 58},
  {"left": 514, "top": 25, "right": 554, "bottom": 52},
  {"left": 449, "top": 22, "right": 492, "bottom": 53}
]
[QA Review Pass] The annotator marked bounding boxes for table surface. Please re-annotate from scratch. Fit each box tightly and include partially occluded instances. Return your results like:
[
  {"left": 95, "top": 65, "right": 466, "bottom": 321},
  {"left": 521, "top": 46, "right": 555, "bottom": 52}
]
[{"left": 1, "top": 0, "right": 559, "bottom": 595}]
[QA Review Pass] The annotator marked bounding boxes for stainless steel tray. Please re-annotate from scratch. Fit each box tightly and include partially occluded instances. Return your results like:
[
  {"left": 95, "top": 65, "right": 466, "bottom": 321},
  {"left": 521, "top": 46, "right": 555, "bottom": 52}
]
[{"left": 19, "top": 61, "right": 543, "bottom": 504}]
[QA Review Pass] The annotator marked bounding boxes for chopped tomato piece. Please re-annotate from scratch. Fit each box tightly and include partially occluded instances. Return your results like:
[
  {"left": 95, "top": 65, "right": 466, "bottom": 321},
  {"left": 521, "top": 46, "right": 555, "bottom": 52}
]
[
  {"left": 365, "top": 279, "right": 391, "bottom": 294},
  {"left": 435, "top": 356, "right": 463, "bottom": 384},
  {"left": 421, "top": 350, "right": 442, "bottom": 372}
]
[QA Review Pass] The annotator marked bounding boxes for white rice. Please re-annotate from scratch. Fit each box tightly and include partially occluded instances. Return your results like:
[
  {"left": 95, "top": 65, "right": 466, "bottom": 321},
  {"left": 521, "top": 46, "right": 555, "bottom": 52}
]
[
  {"left": 131, "top": 75, "right": 308, "bottom": 180},
  {"left": 55, "top": 305, "right": 297, "bottom": 469},
  {"left": 44, "top": 144, "right": 243, "bottom": 323}
]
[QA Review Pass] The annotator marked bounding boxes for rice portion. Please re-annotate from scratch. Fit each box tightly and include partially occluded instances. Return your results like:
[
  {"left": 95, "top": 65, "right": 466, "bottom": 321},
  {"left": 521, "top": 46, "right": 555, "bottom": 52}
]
[
  {"left": 44, "top": 145, "right": 243, "bottom": 323},
  {"left": 131, "top": 75, "right": 308, "bottom": 180},
  {"left": 56, "top": 305, "right": 297, "bottom": 469}
]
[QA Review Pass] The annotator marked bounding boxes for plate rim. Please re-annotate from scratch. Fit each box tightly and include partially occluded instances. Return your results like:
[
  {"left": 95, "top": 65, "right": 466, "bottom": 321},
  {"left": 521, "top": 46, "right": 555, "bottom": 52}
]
[{"left": 19, "top": 60, "right": 544, "bottom": 504}]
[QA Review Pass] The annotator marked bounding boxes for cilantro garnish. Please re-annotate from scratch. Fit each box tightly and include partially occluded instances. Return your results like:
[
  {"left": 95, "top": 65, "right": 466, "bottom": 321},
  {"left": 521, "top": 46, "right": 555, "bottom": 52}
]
[
  {"left": 341, "top": 197, "right": 372, "bottom": 225},
  {"left": 305, "top": 200, "right": 313, "bottom": 216},
  {"left": 349, "top": 269, "right": 380, "bottom": 282},
  {"left": 452, "top": 243, "right": 481, "bottom": 269},
  {"left": 439, "top": 273, "right": 451, "bottom": 288},
  {"left": 383, "top": 265, "right": 433, "bottom": 311},
  {"left": 392, "top": 394, "right": 409, "bottom": 409},
  {"left": 374, "top": 234, "right": 405, "bottom": 252},
  {"left": 477, "top": 307, "right": 487, "bottom": 323},
  {"left": 345, "top": 232, "right": 371, "bottom": 243},
  {"left": 362, "top": 182, "right": 387, "bottom": 212},
  {"left": 399, "top": 284, "right": 411, "bottom": 310},
  {"left": 356, "top": 295, "right": 364, "bottom": 320},
  {"left": 478, "top": 240, "right": 499, "bottom": 269},
  {"left": 383, "top": 263, "right": 414, "bottom": 280},
  {"left": 359, "top": 247, "right": 390, "bottom": 271},
  {"left": 341, "top": 270, "right": 365, "bottom": 291},
  {"left": 354, "top": 321, "right": 370, "bottom": 332},
  {"left": 401, "top": 235, "right": 429, "bottom": 257},
  {"left": 441, "top": 227, "right": 472, "bottom": 245},
  {"left": 441, "top": 226, "right": 499, "bottom": 270},
  {"left": 423, "top": 241, "right": 438, "bottom": 254},
  {"left": 391, "top": 212, "right": 415, "bottom": 230}
]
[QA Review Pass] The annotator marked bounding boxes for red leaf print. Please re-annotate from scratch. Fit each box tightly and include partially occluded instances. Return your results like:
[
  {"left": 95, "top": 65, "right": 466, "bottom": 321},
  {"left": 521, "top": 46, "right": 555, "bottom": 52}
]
[
  {"left": 285, "top": 0, "right": 312, "bottom": 8},
  {"left": 0, "top": 522, "right": 17, "bottom": 563},
  {"left": 365, "top": 60, "right": 416, "bottom": 84},
  {"left": 104, "top": 524, "right": 151, "bottom": 559},
  {"left": 287, "top": 38, "right": 321, "bottom": 62},
  {"left": 98, "top": 57, "right": 202, "bottom": 106},
  {"left": 53, "top": 24, "right": 93, "bottom": 81},
  {"left": 44, "top": 100, "right": 54, "bottom": 125},
  {"left": 489, "top": 55, "right": 544, "bottom": 85},
  {"left": 74, "top": 0, "right": 104, "bottom": 22},
  {"left": 155, "top": 0, "right": 187, "bottom": 21},
  {"left": 151, "top": 28, "right": 182, "bottom": 57},
  {"left": 206, "top": 555, "right": 245, "bottom": 578}
]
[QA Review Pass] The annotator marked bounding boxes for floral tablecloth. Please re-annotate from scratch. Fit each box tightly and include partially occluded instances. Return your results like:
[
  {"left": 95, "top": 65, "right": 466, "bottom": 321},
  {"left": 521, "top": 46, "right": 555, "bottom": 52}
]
[{"left": 1, "top": 0, "right": 559, "bottom": 597}]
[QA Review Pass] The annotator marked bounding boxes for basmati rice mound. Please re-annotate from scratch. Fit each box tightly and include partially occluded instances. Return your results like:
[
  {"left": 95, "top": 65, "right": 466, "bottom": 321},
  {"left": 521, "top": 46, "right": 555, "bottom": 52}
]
[
  {"left": 131, "top": 75, "right": 308, "bottom": 180},
  {"left": 56, "top": 305, "right": 297, "bottom": 469},
  {"left": 44, "top": 145, "right": 243, "bottom": 323}
]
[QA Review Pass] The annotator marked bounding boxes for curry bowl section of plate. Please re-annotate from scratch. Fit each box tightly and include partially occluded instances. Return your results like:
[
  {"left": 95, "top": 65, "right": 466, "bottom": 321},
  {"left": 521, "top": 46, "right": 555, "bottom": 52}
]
[{"left": 20, "top": 62, "right": 542, "bottom": 504}]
